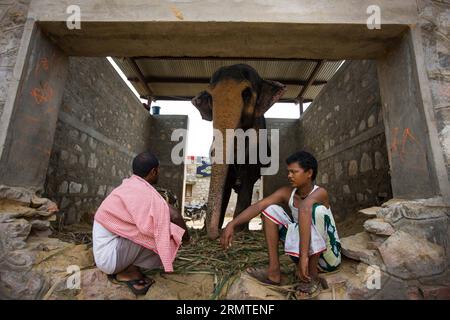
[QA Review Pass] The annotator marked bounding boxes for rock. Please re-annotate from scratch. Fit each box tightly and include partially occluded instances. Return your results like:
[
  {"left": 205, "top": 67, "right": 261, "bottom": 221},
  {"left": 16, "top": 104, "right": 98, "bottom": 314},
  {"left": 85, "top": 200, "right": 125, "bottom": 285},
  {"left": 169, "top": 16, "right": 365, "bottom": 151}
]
[
  {"left": 224, "top": 272, "right": 286, "bottom": 300},
  {"left": 378, "top": 231, "right": 446, "bottom": 280},
  {"left": 0, "top": 199, "right": 37, "bottom": 221},
  {"left": 30, "top": 219, "right": 51, "bottom": 231},
  {"left": 0, "top": 185, "right": 33, "bottom": 206},
  {"left": 360, "top": 153, "right": 372, "bottom": 173},
  {"left": 367, "top": 233, "right": 389, "bottom": 250},
  {"left": 69, "top": 182, "right": 82, "bottom": 194},
  {"left": 340, "top": 232, "right": 382, "bottom": 266},
  {"left": 363, "top": 218, "right": 395, "bottom": 236},
  {"left": 0, "top": 269, "right": 49, "bottom": 300},
  {"left": 76, "top": 268, "right": 136, "bottom": 300},
  {"left": 381, "top": 198, "right": 405, "bottom": 208},
  {"left": 0, "top": 219, "right": 32, "bottom": 250},
  {"left": 33, "top": 243, "right": 95, "bottom": 285},
  {"left": 374, "top": 151, "right": 384, "bottom": 170},
  {"left": 348, "top": 160, "right": 358, "bottom": 176},
  {"left": 143, "top": 273, "right": 215, "bottom": 300},
  {"left": 345, "top": 262, "right": 409, "bottom": 300},
  {"left": 31, "top": 229, "right": 53, "bottom": 238},
  {"left": 358, "top": 207, "right": 380, "bottom": 217},
  {"left": 419, "top": 286, "right": 450, "bottom": 300}
]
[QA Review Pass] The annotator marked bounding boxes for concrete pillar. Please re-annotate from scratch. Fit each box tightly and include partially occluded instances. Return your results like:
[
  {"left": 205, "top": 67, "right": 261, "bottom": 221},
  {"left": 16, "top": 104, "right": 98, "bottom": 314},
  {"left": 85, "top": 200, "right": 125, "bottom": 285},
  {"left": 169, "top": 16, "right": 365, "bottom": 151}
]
[
  {"left": 377, "top": 28, "right": 450, "bottom": 201},
  {"left": 0, "top": 21, "right": 68, "bottom": 190}
]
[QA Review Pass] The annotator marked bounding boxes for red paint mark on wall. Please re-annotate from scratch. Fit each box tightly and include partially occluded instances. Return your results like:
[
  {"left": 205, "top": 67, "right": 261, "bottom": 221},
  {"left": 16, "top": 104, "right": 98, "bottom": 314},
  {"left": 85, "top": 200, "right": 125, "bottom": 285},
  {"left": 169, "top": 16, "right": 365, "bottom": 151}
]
[
  {"left": 389, "top": 127, "right": 426, "bottom": 170},
  {"left": 35, "top": 57, "right": 50, "bottom": 77},
  {"left": 31, "top": 82, "right": 54, "bottom": 104}
]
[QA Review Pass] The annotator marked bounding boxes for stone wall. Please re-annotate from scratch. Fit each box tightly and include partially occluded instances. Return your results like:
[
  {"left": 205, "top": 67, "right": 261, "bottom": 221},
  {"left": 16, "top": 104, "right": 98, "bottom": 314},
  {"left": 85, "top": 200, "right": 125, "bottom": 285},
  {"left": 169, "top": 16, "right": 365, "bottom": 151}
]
[
  {"left": 44, "top": 57, "right": 153, "bottom": 224},
  {"left": 418, "top": 0, "right": 450, "bottom": 181},
  {"left": 263, "top": 118, "right": 302, "bottom": 206},
  {"left": 299, "top": 60, "right": 392, "bottom": 220},
  {"left": 147, "top": 114, "right": 188, "bottom": 210},
  {"left": 0, "top": 0, "right": 30, "bottom": 119}
]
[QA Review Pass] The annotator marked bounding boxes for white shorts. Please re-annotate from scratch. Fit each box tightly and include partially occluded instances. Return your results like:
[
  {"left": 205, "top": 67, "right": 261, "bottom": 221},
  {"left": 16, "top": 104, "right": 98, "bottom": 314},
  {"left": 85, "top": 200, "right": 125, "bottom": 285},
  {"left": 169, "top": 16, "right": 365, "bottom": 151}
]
[{"left": 261, "top": 204, "right": 327, "bottom": 257}]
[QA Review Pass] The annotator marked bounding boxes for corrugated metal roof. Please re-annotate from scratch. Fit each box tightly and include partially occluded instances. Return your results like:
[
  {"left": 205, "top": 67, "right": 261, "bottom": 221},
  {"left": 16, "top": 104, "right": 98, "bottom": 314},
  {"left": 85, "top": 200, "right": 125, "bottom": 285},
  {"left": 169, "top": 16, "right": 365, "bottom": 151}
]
[{"left": 113, "top": 57, "right": 344, "bottom": 103}]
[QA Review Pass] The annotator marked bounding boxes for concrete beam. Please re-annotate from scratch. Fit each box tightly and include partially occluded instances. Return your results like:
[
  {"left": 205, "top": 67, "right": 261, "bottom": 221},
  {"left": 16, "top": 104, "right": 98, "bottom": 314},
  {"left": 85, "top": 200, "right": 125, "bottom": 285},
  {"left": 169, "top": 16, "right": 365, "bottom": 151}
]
[
  {"left": 377, "top": 28, "right": 450, "bottom": 201},
  {"left": 0, "top": 22, "right": 68, "bottom": 189},
  {"left": 28, "top": 0, "right": 418, "bottom": 59}
]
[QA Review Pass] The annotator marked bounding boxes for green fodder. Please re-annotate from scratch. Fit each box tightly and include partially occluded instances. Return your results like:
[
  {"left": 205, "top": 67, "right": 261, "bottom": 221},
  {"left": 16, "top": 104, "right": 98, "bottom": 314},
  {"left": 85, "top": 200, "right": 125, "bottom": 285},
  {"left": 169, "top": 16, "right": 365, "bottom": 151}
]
[{"left": 144, "top": 228, "right": 295, "bottom": 299}]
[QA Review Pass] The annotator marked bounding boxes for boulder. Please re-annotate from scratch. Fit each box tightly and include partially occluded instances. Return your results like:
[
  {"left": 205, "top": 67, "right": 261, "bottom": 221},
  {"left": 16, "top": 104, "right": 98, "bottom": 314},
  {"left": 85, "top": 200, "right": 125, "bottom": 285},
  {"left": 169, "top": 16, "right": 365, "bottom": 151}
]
[
  {"left": 76, "top": 268, "right": 136, "bottom": 300},
  {"left": 0, "top": 219, "right": 32, "bottom": 250},
  {"left": 30, "top": 219, "right": 51, "bottom": 231},
  {"left": 378, "top": 231, "right": 446, "bottom": 280},
  {"left": 379, "top": 199, "right": 448, "bottom": 224},
  {"left": 143, "top": 273, "right": 215, "bottom": 300},
  {"left": 340, "top": 232, "right": 383, "bottom": 266},
  {"left": 0, "top": 185, "right": 33, "bottom": 206},
  {"left": 363, "top": 218, "right": 395, "bottom": 236},
  {"left": 358, "top": 207, "right": 380, "bottom": 217},
  {"left": 0, "top": 269, "right": 49, "bottom": 300},
  {"left": 224, "top": 272, "right": 287, "bottom": 300}
]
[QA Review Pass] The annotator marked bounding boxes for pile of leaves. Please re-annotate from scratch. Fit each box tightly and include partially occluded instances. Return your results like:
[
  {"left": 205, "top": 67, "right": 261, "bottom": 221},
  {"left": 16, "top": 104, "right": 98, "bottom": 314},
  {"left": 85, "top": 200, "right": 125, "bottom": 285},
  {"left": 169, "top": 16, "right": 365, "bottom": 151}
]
[{"left": 145, "top": 228, "right": 294, "bottom": 299}]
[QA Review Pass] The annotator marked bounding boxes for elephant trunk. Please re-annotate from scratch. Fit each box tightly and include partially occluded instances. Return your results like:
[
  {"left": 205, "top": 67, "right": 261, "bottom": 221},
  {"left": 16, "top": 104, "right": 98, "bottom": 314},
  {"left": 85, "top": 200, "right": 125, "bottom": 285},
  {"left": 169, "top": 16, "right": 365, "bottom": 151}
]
[{"left": 205, "top": 163, "right": 228, "bottom": 239}]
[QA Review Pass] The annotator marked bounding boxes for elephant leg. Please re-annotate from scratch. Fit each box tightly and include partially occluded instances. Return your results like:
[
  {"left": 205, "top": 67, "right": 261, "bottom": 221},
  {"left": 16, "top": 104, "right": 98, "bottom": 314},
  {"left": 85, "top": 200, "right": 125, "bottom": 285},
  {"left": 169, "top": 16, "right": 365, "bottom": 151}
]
[{"left": 233, "top": 169, "right": 260, "bottom": 232}]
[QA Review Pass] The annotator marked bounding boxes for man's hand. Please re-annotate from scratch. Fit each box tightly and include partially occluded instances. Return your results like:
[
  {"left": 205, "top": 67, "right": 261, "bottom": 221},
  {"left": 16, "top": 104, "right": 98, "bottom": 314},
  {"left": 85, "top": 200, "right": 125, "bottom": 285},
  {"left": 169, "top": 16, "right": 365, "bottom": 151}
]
[
  {"left": 221, "top": 223, "right": 234, "bottom": 250},
  {"left": 296, "top": 255, "right": 311, "bottom": 282}
]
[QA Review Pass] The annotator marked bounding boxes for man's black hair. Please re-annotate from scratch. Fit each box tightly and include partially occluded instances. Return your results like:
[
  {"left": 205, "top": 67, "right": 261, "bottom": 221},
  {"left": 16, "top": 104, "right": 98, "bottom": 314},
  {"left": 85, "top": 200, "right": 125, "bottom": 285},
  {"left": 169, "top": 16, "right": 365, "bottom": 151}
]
[
  {"left": 132, "top": 151, "right": 159, "bottom": 178},
  {"left": 286, "top": 150, "right": 318, "bottom": 181}
]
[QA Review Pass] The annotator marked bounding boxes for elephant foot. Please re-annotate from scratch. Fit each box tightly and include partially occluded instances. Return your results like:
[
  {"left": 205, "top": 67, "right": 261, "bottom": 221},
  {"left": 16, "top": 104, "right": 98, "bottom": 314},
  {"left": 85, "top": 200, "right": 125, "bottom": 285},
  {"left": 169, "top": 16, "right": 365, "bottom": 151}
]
[
  {"left": 207, "top": 227, "right": 220, "bottom": 240},
  {"left": 207, "top": 231, "right": 220, "bottom": 240}
]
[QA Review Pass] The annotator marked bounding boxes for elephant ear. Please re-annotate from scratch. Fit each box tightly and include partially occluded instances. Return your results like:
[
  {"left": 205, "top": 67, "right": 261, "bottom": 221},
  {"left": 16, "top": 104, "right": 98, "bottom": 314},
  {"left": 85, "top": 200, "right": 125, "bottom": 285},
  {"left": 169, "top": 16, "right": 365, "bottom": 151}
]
[
  {"left": 191, "top": 91, "right": 212, "bottom": 121},
  {"left": 255, "top": 80, "right": 287, "bottom": 118}
]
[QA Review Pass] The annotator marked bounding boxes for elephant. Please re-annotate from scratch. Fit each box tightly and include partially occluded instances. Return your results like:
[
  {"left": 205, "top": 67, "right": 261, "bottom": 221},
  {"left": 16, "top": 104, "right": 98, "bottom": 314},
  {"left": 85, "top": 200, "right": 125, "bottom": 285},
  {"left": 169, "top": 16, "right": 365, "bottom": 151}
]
[{"left": 192, "top": 64, "right": 286, "bottom": 240}]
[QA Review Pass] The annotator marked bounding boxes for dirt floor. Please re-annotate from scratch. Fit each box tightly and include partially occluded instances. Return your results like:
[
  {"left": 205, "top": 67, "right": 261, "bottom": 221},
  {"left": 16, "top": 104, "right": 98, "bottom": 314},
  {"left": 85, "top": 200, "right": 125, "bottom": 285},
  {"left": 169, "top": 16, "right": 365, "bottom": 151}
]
[{"left": 47, "top": 210, "right": 369, "bottom": 300}]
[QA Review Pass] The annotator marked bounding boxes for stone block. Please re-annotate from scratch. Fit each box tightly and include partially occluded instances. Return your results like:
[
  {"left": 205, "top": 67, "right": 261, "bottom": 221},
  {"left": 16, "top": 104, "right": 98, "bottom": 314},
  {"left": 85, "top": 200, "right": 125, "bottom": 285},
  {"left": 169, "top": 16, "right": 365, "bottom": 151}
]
[
  {"left": 360, "top": 153, "right": 373, "bottom": 173},
  {"left": 69, "top": 182, "right": 82, "bottom": 194},
  {"left": 378, "top": 231, "right": 446, "bottom": 280},
  {"left": 224, "top": 273, "right": 286, "bottom": 300},
  {"left": 348, "top": 160, "right": 358, "bottom": 176},
  {"left": 358, "top": 207, "right": 380, "bottom": 217},
  {"left": 0, "top": 185, "right": 32, "bottom": 206},
  {"left": 363, "top": 218, "right": 395, "bottom": 236},
  {"left": 340, "top": 232, "right": 382, "bottom": 266}
]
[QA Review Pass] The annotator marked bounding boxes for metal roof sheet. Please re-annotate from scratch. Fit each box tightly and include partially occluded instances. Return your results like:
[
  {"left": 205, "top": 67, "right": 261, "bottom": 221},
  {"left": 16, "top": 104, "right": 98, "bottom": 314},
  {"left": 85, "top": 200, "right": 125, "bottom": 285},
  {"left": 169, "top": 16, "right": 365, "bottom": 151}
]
[{"left": 113, "top": 57, "right": 344, "bottom": 103}]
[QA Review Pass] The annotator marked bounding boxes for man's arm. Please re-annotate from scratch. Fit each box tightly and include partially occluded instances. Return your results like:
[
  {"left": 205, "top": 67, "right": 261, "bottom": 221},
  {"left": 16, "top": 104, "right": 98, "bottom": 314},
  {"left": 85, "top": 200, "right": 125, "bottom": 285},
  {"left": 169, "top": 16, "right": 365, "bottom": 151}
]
[
  {"left": 168, "top": 204, "right": 190, "bottom": 244},
  {"left": 221, "top": 186, "right": 291, "bottom": 249},
  {"left": 297, "top": 187, "right": 328, "bottom": 281}
]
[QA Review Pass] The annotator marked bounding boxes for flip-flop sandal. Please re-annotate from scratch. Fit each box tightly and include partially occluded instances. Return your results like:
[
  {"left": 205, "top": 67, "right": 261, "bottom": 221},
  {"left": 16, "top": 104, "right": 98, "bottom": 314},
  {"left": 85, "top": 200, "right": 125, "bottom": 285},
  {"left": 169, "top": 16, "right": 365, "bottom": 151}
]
[
  {"left": 294, "top": 279, "right": 321, "bottom": 300},
  {"left": 318, "top": 265, "right": 341, "bottom": 274},
  {"left": 246, "top": 267, "right": 281, "bottom": 286},
  {"left": 108, "top": 274, "right": 155, "bottom": 295}
]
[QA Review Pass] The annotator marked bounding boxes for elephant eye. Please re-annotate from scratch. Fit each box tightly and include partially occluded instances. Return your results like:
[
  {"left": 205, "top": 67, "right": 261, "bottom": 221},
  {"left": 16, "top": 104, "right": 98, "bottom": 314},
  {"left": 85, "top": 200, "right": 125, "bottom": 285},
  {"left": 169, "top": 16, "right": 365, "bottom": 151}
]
[{"left": 241, "top": 87, "right": 253, "bottom": 105}]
